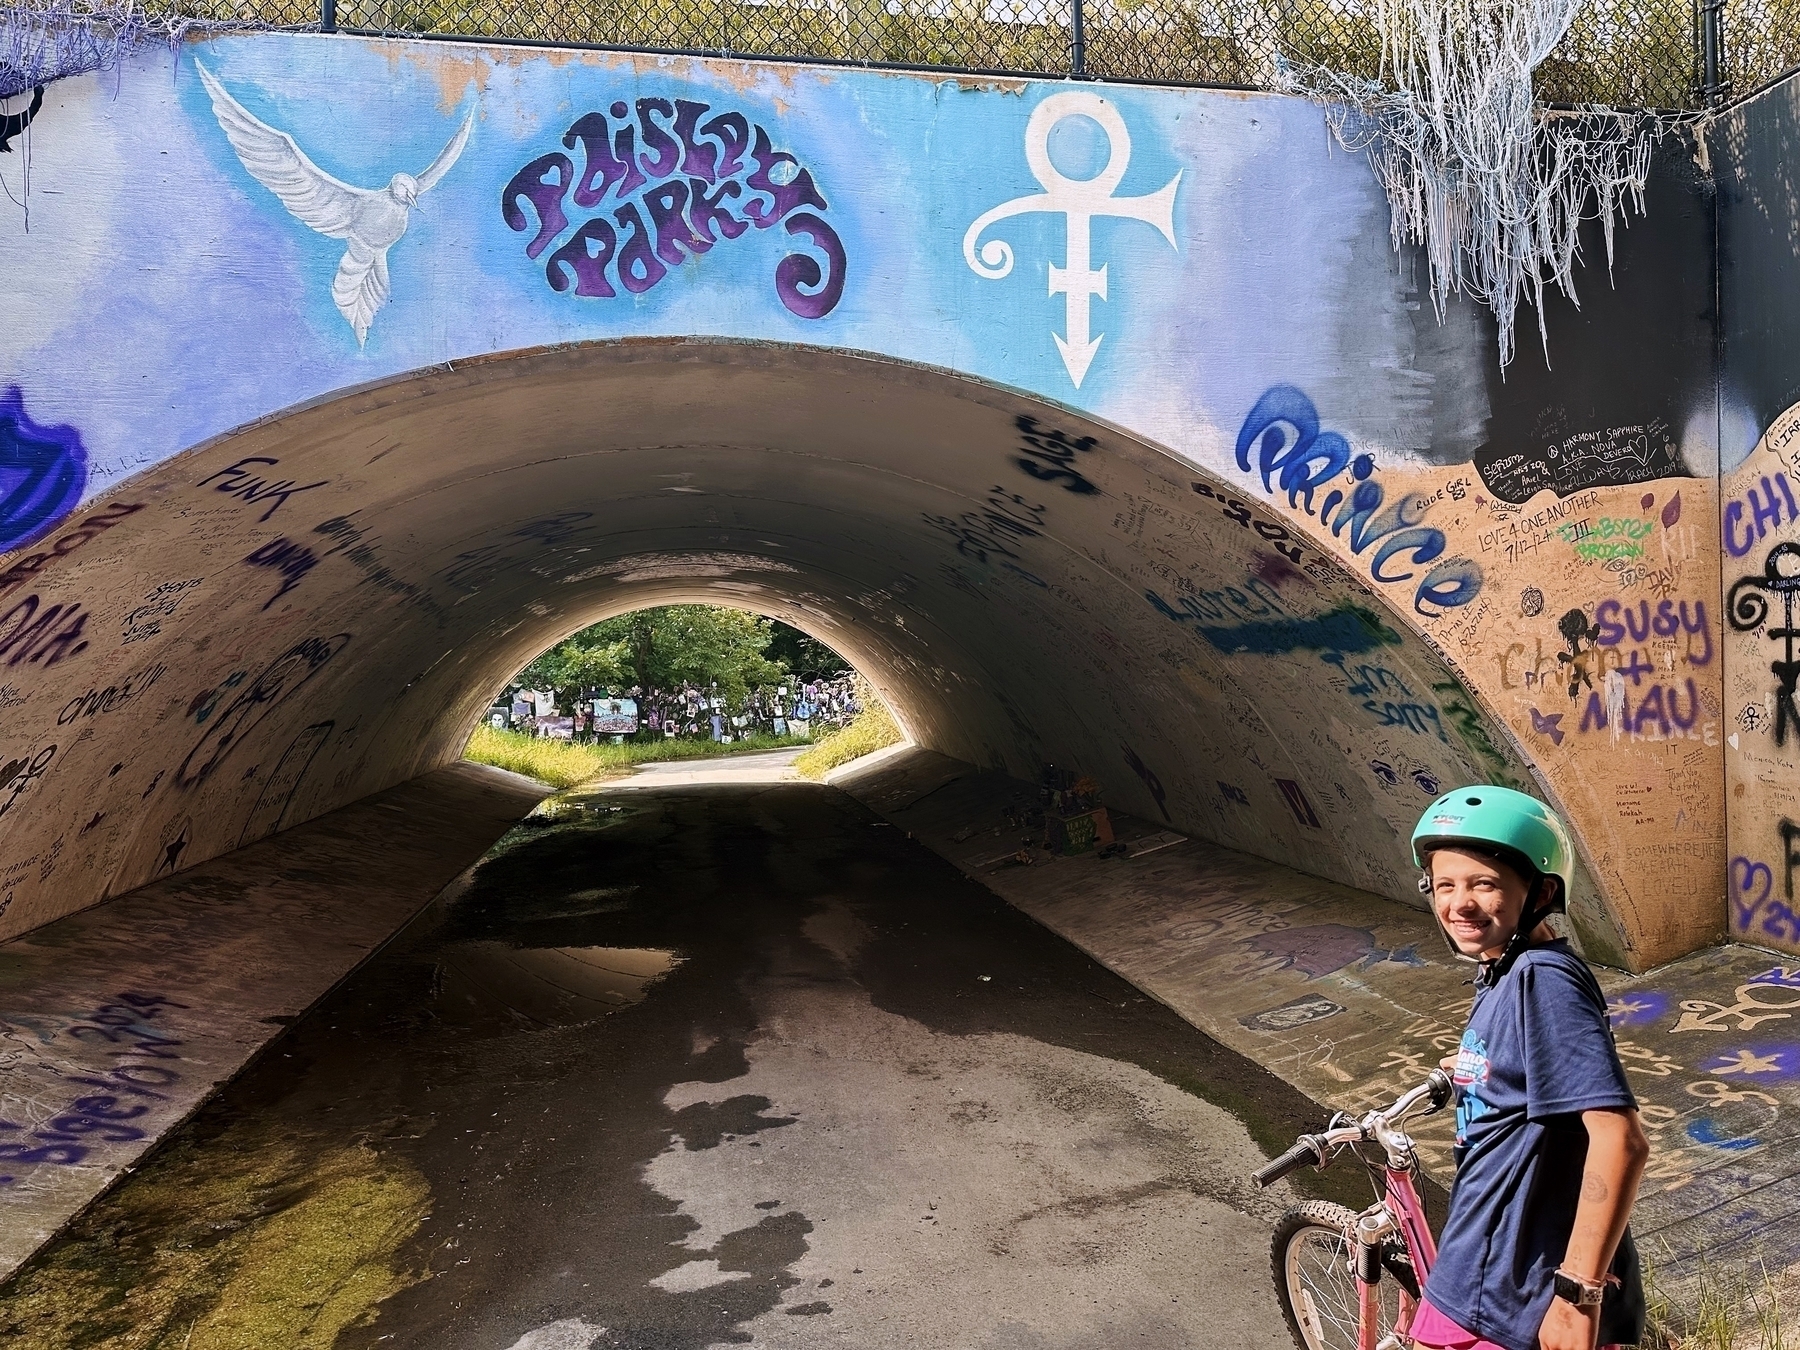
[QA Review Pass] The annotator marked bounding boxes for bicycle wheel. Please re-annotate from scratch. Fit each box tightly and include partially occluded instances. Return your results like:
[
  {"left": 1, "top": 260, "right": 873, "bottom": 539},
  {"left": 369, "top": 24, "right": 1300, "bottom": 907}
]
[{"left": 1271, "top": 1200, "right": 1406, "bottom": 1350}]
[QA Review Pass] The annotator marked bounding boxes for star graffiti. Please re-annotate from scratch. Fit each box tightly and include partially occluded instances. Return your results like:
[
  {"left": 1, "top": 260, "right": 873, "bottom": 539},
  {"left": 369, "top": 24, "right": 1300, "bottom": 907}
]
[{"left": 1707, "top": 1047, "right": 1793, "bottom": 1077}]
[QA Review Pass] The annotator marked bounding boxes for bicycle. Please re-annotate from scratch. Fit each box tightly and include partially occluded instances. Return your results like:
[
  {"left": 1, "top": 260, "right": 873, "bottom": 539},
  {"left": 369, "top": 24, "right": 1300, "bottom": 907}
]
[{"left": 1251, "top": 1070, "right": 1454, "bottom": 1350}]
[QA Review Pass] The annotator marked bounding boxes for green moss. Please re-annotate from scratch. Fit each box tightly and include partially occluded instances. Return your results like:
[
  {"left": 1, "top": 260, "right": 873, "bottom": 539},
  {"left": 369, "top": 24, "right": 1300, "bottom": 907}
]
[{"left": 0, "top": 1120, "right": 431, "bottom": 1349}]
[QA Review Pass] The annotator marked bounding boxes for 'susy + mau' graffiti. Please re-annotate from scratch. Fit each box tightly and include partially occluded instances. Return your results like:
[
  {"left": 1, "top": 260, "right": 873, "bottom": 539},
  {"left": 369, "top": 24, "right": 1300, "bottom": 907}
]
[
  {"left": 504, "top": 99, "right": 846, "bottom": 319},
  {"left": 1236, "top": 385, "right": 1482, "bottom": 616}
]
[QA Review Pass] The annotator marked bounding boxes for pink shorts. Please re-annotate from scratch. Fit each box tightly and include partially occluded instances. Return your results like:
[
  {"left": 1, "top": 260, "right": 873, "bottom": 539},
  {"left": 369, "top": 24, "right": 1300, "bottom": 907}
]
[{"left": 1408, "top": 1298, "right": 1621, "bottom": 1350}]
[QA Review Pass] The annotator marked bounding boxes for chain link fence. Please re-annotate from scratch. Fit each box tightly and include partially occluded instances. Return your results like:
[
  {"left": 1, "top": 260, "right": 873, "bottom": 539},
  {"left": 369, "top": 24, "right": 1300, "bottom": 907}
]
[{"left": 36, "top": 0, "right": 1800, "bottom": 109}]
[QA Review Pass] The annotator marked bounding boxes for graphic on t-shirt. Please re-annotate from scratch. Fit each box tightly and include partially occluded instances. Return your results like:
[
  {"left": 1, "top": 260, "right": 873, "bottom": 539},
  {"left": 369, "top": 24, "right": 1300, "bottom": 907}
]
[{"left": 1453, "top": 1028, "right": 1491, "bottom": 1144}]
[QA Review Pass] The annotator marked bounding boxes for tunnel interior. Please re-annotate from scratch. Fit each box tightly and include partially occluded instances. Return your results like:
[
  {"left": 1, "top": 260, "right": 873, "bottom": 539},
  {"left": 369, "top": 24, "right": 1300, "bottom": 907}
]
[{"left": 0, "top": 340, "right": 1614, "bottom": 956}]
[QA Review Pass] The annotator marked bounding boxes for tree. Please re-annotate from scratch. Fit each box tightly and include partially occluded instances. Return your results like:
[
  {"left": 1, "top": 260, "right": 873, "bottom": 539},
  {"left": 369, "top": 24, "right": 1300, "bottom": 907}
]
[
  {"left": 514, "top": 605, "right": 801, "bottom": 708},
  {"left": 766, "top": 621, "right": 850, "bottom": 679}
]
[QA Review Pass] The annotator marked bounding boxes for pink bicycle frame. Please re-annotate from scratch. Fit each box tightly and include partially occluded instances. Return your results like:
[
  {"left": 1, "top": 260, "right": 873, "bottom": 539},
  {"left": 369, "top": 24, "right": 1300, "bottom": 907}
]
[{"left": 1354, "top": 1164, "right": 1438, "bottom": 1350}]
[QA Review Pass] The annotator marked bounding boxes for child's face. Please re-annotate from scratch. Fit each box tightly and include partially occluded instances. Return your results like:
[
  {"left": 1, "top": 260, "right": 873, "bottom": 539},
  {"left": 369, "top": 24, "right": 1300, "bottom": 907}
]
[{"left": 1429, "top": 847, "right": 1530, "bottom": 960}]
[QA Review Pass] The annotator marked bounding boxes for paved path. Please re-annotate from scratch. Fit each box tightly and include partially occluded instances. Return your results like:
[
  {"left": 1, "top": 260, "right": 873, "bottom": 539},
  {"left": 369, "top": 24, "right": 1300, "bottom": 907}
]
[
  {"left": 0, "top": 775, "right": 1339, "bottom": 1349},
  {"left": 835, "top": 747, "right": 1800, "bottom": 1292}
]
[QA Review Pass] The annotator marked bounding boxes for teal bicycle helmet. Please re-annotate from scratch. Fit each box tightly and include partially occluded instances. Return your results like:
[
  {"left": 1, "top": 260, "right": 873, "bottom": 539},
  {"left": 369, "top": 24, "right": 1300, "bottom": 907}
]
[
  {"left": 1411, "top": 785, "right": 1574, "bottom": 906},
  {"left": 1413, "top": 785, "right": 1577, "bottom": 975}
]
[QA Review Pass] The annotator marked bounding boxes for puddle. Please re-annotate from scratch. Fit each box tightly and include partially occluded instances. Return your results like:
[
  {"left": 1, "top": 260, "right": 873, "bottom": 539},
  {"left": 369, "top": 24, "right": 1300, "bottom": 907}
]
[
  {"left": 518, "top": 799, "right": 636, "bottom": 830},
  {"left": 433, "top": 943, "right": 683, "bottom": 1028},
  {"left": 511, "top": 885, "right": 640, "bottom": 922}
]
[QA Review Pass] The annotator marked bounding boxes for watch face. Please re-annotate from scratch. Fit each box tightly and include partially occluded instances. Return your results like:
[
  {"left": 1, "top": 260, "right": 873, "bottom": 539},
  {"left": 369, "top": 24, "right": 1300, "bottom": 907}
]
[{"left": 1555, "top": 1273, "right": 1603, "bottom": 1306}]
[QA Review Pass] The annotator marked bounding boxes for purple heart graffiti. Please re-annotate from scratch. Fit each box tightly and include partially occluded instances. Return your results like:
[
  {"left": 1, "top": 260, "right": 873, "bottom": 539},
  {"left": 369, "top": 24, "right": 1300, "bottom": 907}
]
[{"left": 503, "top": 98, "right": 847, "bottom": 320}]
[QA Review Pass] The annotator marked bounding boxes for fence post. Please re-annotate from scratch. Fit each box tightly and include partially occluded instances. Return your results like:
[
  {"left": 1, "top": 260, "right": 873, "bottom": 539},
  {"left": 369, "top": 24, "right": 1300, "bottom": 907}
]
[
  {"left": 1070, "top": 0, "right": 1086, "bottom": 78},
  {"left": 322, "top": 0, "right": 337, "bottom": 31},
  {"left": 1701, "top": 0, "right": 1727, "bottom": 107}
]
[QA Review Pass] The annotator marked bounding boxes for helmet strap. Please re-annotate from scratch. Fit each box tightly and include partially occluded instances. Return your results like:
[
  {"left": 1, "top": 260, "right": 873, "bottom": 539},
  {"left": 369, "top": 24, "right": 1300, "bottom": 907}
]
[{"left": 1480, "top": 877, "right": 1561, "bottom": 985}]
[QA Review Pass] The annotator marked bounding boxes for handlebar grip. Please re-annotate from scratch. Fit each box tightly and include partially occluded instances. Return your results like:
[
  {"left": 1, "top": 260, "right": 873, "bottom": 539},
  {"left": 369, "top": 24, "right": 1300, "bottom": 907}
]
[
  {"left": 1253, "top": 1138, "right": 1321, "bottom": 1188},
  {"left": 1426, "top": 1068, "right": 1454, "bottom": 1114}
]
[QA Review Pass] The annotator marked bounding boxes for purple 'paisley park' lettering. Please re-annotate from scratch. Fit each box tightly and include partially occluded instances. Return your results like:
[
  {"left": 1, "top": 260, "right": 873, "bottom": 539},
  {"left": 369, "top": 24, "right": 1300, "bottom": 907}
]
[{"left": 503, "top": 99, "right": 846, "bottom": 319}]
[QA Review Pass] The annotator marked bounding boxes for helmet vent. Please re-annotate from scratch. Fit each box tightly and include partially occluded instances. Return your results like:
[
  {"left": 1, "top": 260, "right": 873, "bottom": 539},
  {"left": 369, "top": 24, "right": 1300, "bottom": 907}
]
[{"left": 1465, "top": 796, "right": 1483, "bottom": 806}]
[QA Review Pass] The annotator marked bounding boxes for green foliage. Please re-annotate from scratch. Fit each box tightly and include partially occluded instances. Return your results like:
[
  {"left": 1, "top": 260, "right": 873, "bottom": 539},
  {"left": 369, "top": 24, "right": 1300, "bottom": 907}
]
[
  {"left": 466, "top": 723, "right": 811, "bottom": 787},
  {"left": 765, "top": 621, "right": 850, "bottom": 680},
  {"left": 793, "top": 688, "right": 903, "bottom": 779},
  {"left": 516, "top": 605, "right": 796, "bottom": 709}
]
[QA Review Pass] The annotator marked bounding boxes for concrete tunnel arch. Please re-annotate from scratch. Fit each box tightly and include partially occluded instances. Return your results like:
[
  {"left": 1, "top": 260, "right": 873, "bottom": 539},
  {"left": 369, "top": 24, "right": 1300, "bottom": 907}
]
[{"left": 0, "top": 338, "right": 1623, "bottom": 957}]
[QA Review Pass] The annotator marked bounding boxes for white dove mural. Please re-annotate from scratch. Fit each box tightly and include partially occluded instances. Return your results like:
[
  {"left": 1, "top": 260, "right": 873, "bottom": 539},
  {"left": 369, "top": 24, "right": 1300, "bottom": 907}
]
[{"left": 196, "top": 61, "right": 474, "bottom": 346}]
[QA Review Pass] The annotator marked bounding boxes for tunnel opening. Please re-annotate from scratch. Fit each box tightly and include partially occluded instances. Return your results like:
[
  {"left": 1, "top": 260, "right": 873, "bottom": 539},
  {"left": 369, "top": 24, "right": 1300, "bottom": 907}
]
[{"left": 0, "top": 337, "right": 1620, "bottom": 961}]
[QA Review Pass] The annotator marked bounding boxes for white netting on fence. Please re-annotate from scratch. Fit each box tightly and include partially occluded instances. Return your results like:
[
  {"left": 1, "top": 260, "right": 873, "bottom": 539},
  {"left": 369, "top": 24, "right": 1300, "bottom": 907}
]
[
  {"left": 1278, "top": 0, "right": 1662, "bottom": 367},
  {"left": 1, "top": 2, "right": 259, "bottom": 100}
]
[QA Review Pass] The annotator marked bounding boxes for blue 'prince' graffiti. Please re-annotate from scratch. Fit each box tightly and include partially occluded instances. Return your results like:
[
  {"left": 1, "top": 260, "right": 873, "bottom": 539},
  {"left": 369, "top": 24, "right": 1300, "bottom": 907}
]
[
  {"left": 503, "top": 98, "right": 846, "bottom": 320},
  {"left": 1235, "top": 385, "right": 1481, "bottom": 616}
]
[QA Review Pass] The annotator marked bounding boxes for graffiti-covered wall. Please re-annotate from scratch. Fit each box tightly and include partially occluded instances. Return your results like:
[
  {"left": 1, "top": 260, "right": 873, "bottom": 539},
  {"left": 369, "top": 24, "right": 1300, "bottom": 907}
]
[
  {"left": 1714, "top": 78, "right": 1800, "bottom": 954},
  {"left": 0, "top": 32, "right": 1731, "bottom": 966}
]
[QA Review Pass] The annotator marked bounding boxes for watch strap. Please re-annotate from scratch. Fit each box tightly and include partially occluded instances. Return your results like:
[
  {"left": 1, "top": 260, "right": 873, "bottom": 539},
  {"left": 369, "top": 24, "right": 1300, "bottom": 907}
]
[{"left": 1554, "top": 1270, "right": 1606, "bottom": 1307}]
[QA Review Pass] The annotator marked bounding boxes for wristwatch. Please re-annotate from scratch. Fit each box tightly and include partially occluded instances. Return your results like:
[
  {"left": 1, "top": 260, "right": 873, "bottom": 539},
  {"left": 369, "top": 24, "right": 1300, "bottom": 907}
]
[{"left": 1553, "top": 1270, "right": 1606, "bottom": 1308}]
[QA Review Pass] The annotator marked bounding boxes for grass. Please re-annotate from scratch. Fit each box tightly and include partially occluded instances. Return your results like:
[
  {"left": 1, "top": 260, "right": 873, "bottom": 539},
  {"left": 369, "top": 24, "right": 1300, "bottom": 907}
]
[
  {"left": 792, "top": 698, "right": 903, "bottom": 780},
  {"left": 1642, "top": 1255, "right": 1799, "bottom": 1350},
  {"left": 464, "top": 724, "right": 813, "bottom": 788}
]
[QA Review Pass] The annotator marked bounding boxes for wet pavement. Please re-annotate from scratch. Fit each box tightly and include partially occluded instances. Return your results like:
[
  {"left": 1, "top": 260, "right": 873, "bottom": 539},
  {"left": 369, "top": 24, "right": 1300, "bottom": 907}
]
[{"left": 0, "top": 775, "right": 1377, "bottom": 1350}]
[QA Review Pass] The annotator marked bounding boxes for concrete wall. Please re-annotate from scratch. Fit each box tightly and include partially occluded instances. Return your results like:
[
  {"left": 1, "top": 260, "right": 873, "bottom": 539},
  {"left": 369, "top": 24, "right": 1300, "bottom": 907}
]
[
  {"left": 0, "top": 32, "right": 1730, "bottom": 966},
  {"left": 1714, "top": 79, "right": 1800, "bottom": 951}
]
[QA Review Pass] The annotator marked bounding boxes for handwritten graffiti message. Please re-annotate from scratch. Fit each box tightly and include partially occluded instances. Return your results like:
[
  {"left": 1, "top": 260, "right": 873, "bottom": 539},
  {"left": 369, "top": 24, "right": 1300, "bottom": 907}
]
[
  {"left": 0, "top": 743, "right": 54, "bottom": 820},
  {"left": 504, "top": 99, "right": 845, "bottom": 319},
  {"left": 1724, "top": 473, "right": 1800, "bottom": 558},
  {"left": 1014, "top": 416, "right": 1099, "bottom": 495},
  {"left": 1476, "top": 420, "right": 1681, "bottom": 504},
  {"left": 0, "top": 502, "right": 143, "bottom": 603},
  {"left": 1143, "top": 577, "right": 1299, "bottom": 640},
  {"left": 1321, "top": 653, "right": 1446, "bottom": 740},
  {"left": 0, "top": 993, "right": 186, "bottom": 1175},
  {"left": 1235, "top": 385, "right": 1481, "bottom": 616},
  {"left": 1728, "top": 542, "right": 1800, "bottom": 746},
  {"left": 58, "top": 662, "right": 168, "bottom": 725},
  {"left": 0, "top": 387, "right": 88, "bottom": 554},
  {"left": 1560, "top": 516, "right": 1655, "bottom": 561},
  {"left": 1594, "top": 598, "right": 1713, "bottom": 663},
  {"left": 1577, "top": 672, "right": 1707, "bottom": 740},
  {"left": 924, "top": 487, "right": 1049, "bottom": 587},
  {"left": 243, "top": 536, "right": 319, "bottom": 610},
  {"left": 197, "top": 457, "right": 328, "bottom": 523},
  {"left": 122, "top": 578, "right": 201, "bottom": 646},
  {"left": 0, "top": 594, "right": 89, "bottom": 668},
  {"left": 1672, "top": 972, "right": 1800, "bottom": 1033},
  {"left": 1189, "top": 481, "right": 1307, "bottom": 566},
  {"left": 176, "top": 633, "right": 351, "bottom": 787}
]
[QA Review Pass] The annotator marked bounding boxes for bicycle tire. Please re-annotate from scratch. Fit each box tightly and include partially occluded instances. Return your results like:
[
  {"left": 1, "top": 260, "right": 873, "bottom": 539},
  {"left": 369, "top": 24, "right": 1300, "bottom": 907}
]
[{"left": 1271, "top": 1200, "right": 1407, "bottom": 1350}]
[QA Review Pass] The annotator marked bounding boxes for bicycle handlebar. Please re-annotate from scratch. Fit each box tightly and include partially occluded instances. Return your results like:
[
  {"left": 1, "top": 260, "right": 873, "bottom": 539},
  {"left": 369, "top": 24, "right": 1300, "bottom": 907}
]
[
  {"left": 1250, "top": 1071, "right": 1453, "bottom": 1187},
  {"left": 1252, "top": 1137, "right": 1322, "bottom": 1188}
]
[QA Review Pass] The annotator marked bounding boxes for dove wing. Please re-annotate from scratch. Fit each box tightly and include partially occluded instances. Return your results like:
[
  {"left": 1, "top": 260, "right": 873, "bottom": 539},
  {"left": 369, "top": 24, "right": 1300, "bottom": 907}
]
[
  {"left": 413, "top": 107, "right": 475, "bottom": 194},
  {"left": 196, "top": 60, "right": 371, "bottom": 240}
]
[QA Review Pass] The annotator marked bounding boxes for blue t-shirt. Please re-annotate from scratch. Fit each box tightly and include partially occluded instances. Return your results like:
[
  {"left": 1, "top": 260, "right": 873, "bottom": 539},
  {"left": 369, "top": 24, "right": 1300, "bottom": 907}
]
[{"left": 1421, "top": 941, "right": 1636, "bottom": 1350}]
